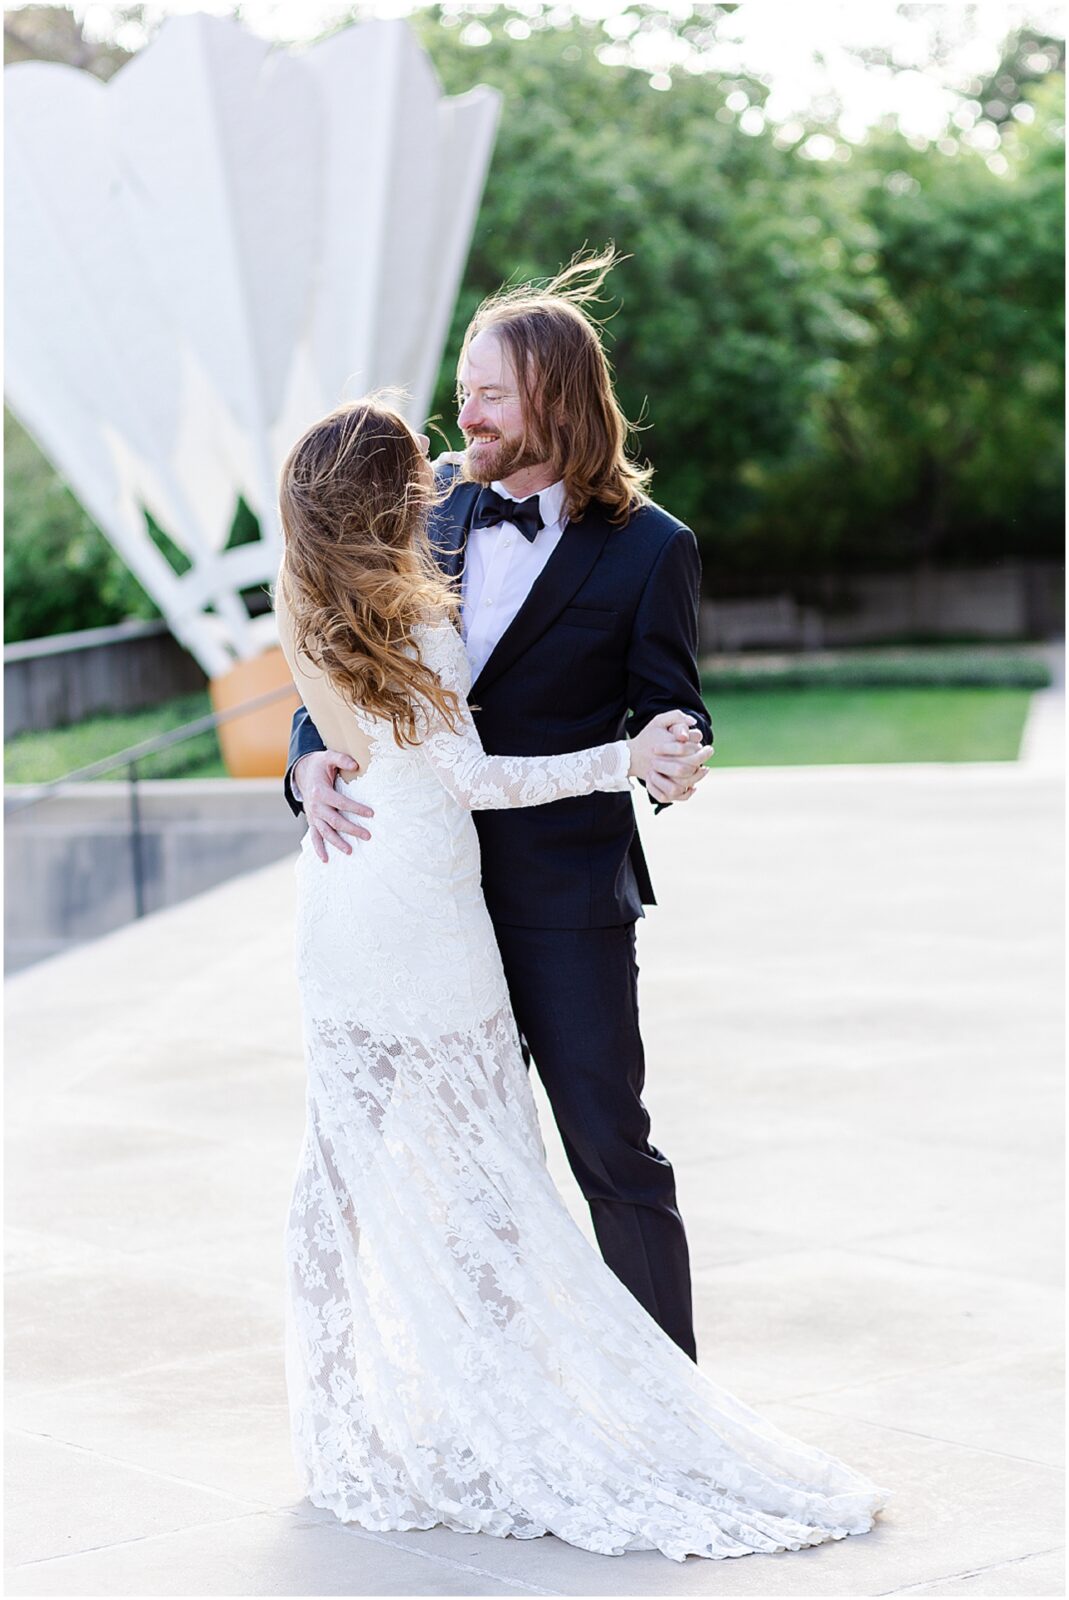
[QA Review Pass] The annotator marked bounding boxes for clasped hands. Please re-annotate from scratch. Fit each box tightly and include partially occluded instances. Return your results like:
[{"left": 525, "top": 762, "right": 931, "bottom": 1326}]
[
  {"left": 626, "top": 710, "right": 712, "bottom": 804},
  {"left": 295, "top": 709, "right": 712, "bottom": 863}
]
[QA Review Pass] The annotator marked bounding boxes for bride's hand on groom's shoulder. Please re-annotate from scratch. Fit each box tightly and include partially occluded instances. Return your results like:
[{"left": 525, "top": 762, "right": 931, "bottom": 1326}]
[
  {"left": 295, "top": 749, "right": 374, "bottom": 863},
  {"left": 627, "top": 711, "right": 712, "bottom": 804}
]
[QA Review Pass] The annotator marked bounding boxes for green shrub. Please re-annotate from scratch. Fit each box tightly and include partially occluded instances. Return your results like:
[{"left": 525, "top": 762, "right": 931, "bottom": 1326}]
[
  {"left": 3, "top": 693, "right": 223, "bottom": 784},
  {"left": 702, "top": 653, "right": 1052, "bottom": 692}
]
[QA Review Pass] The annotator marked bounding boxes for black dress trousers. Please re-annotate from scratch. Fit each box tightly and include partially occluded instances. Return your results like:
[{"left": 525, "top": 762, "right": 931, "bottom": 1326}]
[{"left": 493, "top": 921, "right": 697, "bottom": 1362}]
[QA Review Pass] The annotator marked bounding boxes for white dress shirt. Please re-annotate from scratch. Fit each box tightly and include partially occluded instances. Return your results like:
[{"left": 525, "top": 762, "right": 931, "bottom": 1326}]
[{"left": 461, "top": 479, "right": 568, "bottom": 682}]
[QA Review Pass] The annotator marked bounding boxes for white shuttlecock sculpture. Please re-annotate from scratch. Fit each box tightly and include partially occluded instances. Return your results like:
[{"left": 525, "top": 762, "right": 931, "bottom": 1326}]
[{"left": 5, "top": 14, "right": 498, "bottom": 770}]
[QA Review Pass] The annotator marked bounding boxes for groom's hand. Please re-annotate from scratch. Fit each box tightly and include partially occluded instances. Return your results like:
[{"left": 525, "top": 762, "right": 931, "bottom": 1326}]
[
  {"left": 293, "top": 750, "right": 374, "bottom": 863},
  {"left": 647, "top": 715, "right": 709, "bottom": 801},
  {"left": 628, "top": 712, "right": 711, "bottom": 803}
]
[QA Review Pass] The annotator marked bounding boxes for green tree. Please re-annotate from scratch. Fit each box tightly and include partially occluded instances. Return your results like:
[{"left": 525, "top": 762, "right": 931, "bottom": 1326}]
[
  {"left": 417, "top": 9, "right": 868, "bottom": 558},
  {"left": 976, "top": 27, "right": 1064, "bottom": 125},
  {"left": 417, "top": 9, "right": 1063, "bottom": 582},
  {"left": 3, "top": 409, "right": 159, "bottom": 643},
  {"left": 4, "top": 4, "right": 1063, "bottom": 642},
  {"left": 3, "top": 3, "right": 133, "bottom": 77},
  {"left": 750, "top": 74, "right": 1064, "bottom": 574}
]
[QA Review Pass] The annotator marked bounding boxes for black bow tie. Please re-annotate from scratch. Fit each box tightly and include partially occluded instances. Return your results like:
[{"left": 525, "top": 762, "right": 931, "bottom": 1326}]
[{"left": 471, "top": 487, "right": 545, "bottom": 543}]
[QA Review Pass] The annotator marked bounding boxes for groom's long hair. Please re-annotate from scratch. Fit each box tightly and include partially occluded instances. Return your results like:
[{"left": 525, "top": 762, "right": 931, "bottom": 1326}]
[{"left": 460, "top": 248, "right": 652, "bottom": 525}]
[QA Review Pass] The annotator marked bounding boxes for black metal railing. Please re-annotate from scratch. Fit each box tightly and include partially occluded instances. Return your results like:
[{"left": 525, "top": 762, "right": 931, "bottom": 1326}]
[{"left": 4, "top": 683, "right": 298, "bottom": 920}]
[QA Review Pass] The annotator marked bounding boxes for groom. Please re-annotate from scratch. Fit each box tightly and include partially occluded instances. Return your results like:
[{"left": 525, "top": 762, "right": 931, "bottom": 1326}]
[{"left": 285, "top": 256, "right": 712, "bottom": 1360}]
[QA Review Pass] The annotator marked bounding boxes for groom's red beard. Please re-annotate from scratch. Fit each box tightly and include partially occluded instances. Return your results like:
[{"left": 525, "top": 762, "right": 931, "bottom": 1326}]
[{"left": 463, "top": 430, "right": 549, "bottom": 485}]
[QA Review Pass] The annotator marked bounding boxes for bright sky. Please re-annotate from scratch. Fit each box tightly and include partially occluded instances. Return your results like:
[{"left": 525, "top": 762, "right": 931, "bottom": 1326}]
[{"left": 12, "top": 0, "right": 1066, "bottom": 146}]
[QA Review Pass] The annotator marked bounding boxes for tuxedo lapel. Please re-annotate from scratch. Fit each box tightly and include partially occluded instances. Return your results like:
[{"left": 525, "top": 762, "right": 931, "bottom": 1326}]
[
  {"left": 471, "top": 501, "right": 614, "bottom": 696},
  {"left": 430, "top": 476, "right": 479, "bottom": 584}
]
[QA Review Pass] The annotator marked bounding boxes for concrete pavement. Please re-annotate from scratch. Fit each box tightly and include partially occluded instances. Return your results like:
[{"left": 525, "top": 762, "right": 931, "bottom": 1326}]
[
  {"left": 1019, "top": 646, "right": 1065, "bottom": 769},
  {"left": 4, "top": 759, "right": 1064, "bottom": 1596}
]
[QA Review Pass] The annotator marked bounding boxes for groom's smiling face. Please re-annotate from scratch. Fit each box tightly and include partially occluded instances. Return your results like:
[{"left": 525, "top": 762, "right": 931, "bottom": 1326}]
[{"left": 456, "top": 331, "right": 548, "bottom": 486}]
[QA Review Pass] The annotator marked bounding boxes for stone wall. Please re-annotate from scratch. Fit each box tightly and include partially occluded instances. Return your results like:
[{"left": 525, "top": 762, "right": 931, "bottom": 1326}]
[
  {"left": 4, "top": 779, "right": 302, "bottom": 973},
  {"left": 4, "top": 619, "right": 207, "bottom": 738},
  {"left": 698, "top": 562, "right": 1064, "bottom": 654}
]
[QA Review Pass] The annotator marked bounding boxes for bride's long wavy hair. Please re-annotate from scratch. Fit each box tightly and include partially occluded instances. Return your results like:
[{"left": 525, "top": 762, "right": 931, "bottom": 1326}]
[{"left": 277, "top": 399, "right": 464, "bottom": 747}]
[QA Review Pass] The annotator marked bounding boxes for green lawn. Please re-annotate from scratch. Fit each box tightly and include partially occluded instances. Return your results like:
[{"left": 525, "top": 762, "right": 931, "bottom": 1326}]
[
  {"left": 703, "top": 686, "right": 1032, "bottom": 767},
  {"left": 3, "top": 693, "right": 226, "bottom": 784},
  {"left": 3, "top": 683, "right": 1035, "bottom": 785}
]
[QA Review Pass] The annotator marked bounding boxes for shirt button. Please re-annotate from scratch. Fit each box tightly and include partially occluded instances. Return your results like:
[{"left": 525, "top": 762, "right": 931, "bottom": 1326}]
[
  {"left": 485, "top": 598, "right": 493, "bottom": 606},
  {"left": 504, "top": 539, "right": 513, "bottom": 547}
]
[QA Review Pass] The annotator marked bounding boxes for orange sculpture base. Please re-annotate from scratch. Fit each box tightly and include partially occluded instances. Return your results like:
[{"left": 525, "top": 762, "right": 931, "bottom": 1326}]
[{"left": 209, "top": 648, "right": 301, "bottom": 778}]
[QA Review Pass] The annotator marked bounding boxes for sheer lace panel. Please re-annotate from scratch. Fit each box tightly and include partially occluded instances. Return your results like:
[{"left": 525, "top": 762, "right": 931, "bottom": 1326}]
[{"left": 414, "top": 621, "right": 631, "bottom": 810}]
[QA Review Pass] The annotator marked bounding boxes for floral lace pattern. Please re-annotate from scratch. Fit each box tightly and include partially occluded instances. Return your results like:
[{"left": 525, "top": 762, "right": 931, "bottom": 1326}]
[
  {"left": 284, "top": 620, "right": 889, "bottom": 1559},
  {"left": 414, "top": 619, "right": 631, "bottom": 808}
]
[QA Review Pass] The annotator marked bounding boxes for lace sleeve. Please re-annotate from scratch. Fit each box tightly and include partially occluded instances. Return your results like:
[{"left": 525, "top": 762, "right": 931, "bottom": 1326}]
[{"left": 415, "top": 622, "right": 631, "bottom": 811}]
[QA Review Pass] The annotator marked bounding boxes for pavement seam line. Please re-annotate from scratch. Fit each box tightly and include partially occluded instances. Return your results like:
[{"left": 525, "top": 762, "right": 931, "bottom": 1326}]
[
  {"left": 321, "top": 1521, "right": 561, "bottom": 1596},
  {"left": 776, "top": 1344, "right": 1065, "bottom": 1407},
  {"left": 782, "top": 1406, "right": 1064, "bottom": 1469},
  {"left": 13, "top": 1509, "right": 271, "bottom": 1569},
  {"left": 10, "top": 1426, "right": 277, "bottom": 1511},
  {"left": 780, "top": 1337, "right": 1062, "bottom": 1401},
  {"left": 856, "top": 1241, "right": 1063, "bottom": 1290},
  {"left": 8, "top": 1340, "right": 289, "bottom": 1404},
  {"left": 876, "top": 1541, "right": 1066, "bottom": 1594}
]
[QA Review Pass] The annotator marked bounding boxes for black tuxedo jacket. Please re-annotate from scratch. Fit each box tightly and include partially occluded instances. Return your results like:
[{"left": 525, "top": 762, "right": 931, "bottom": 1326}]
[{"left": 285, "top": 473, "right": 711, "bottom": 929}]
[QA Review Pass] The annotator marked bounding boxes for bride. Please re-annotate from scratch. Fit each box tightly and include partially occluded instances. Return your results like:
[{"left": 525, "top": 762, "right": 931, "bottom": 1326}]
[{"left": 275, "top": 398, "right": 888, "bottom": 1561}]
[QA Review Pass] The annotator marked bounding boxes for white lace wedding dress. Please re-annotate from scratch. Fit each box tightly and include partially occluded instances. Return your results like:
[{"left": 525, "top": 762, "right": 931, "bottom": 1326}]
[{"left": 284, "top": 619, "right": 888, "bottom": 1561}]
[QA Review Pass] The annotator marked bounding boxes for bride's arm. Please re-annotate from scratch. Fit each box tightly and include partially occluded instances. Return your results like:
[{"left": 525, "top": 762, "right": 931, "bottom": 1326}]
[
  {"left": 416, "top": 625, "right": 696, "bottom": 812},
  {"left": 422, "top": 714, "right": 631, "bottom": 811}
]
